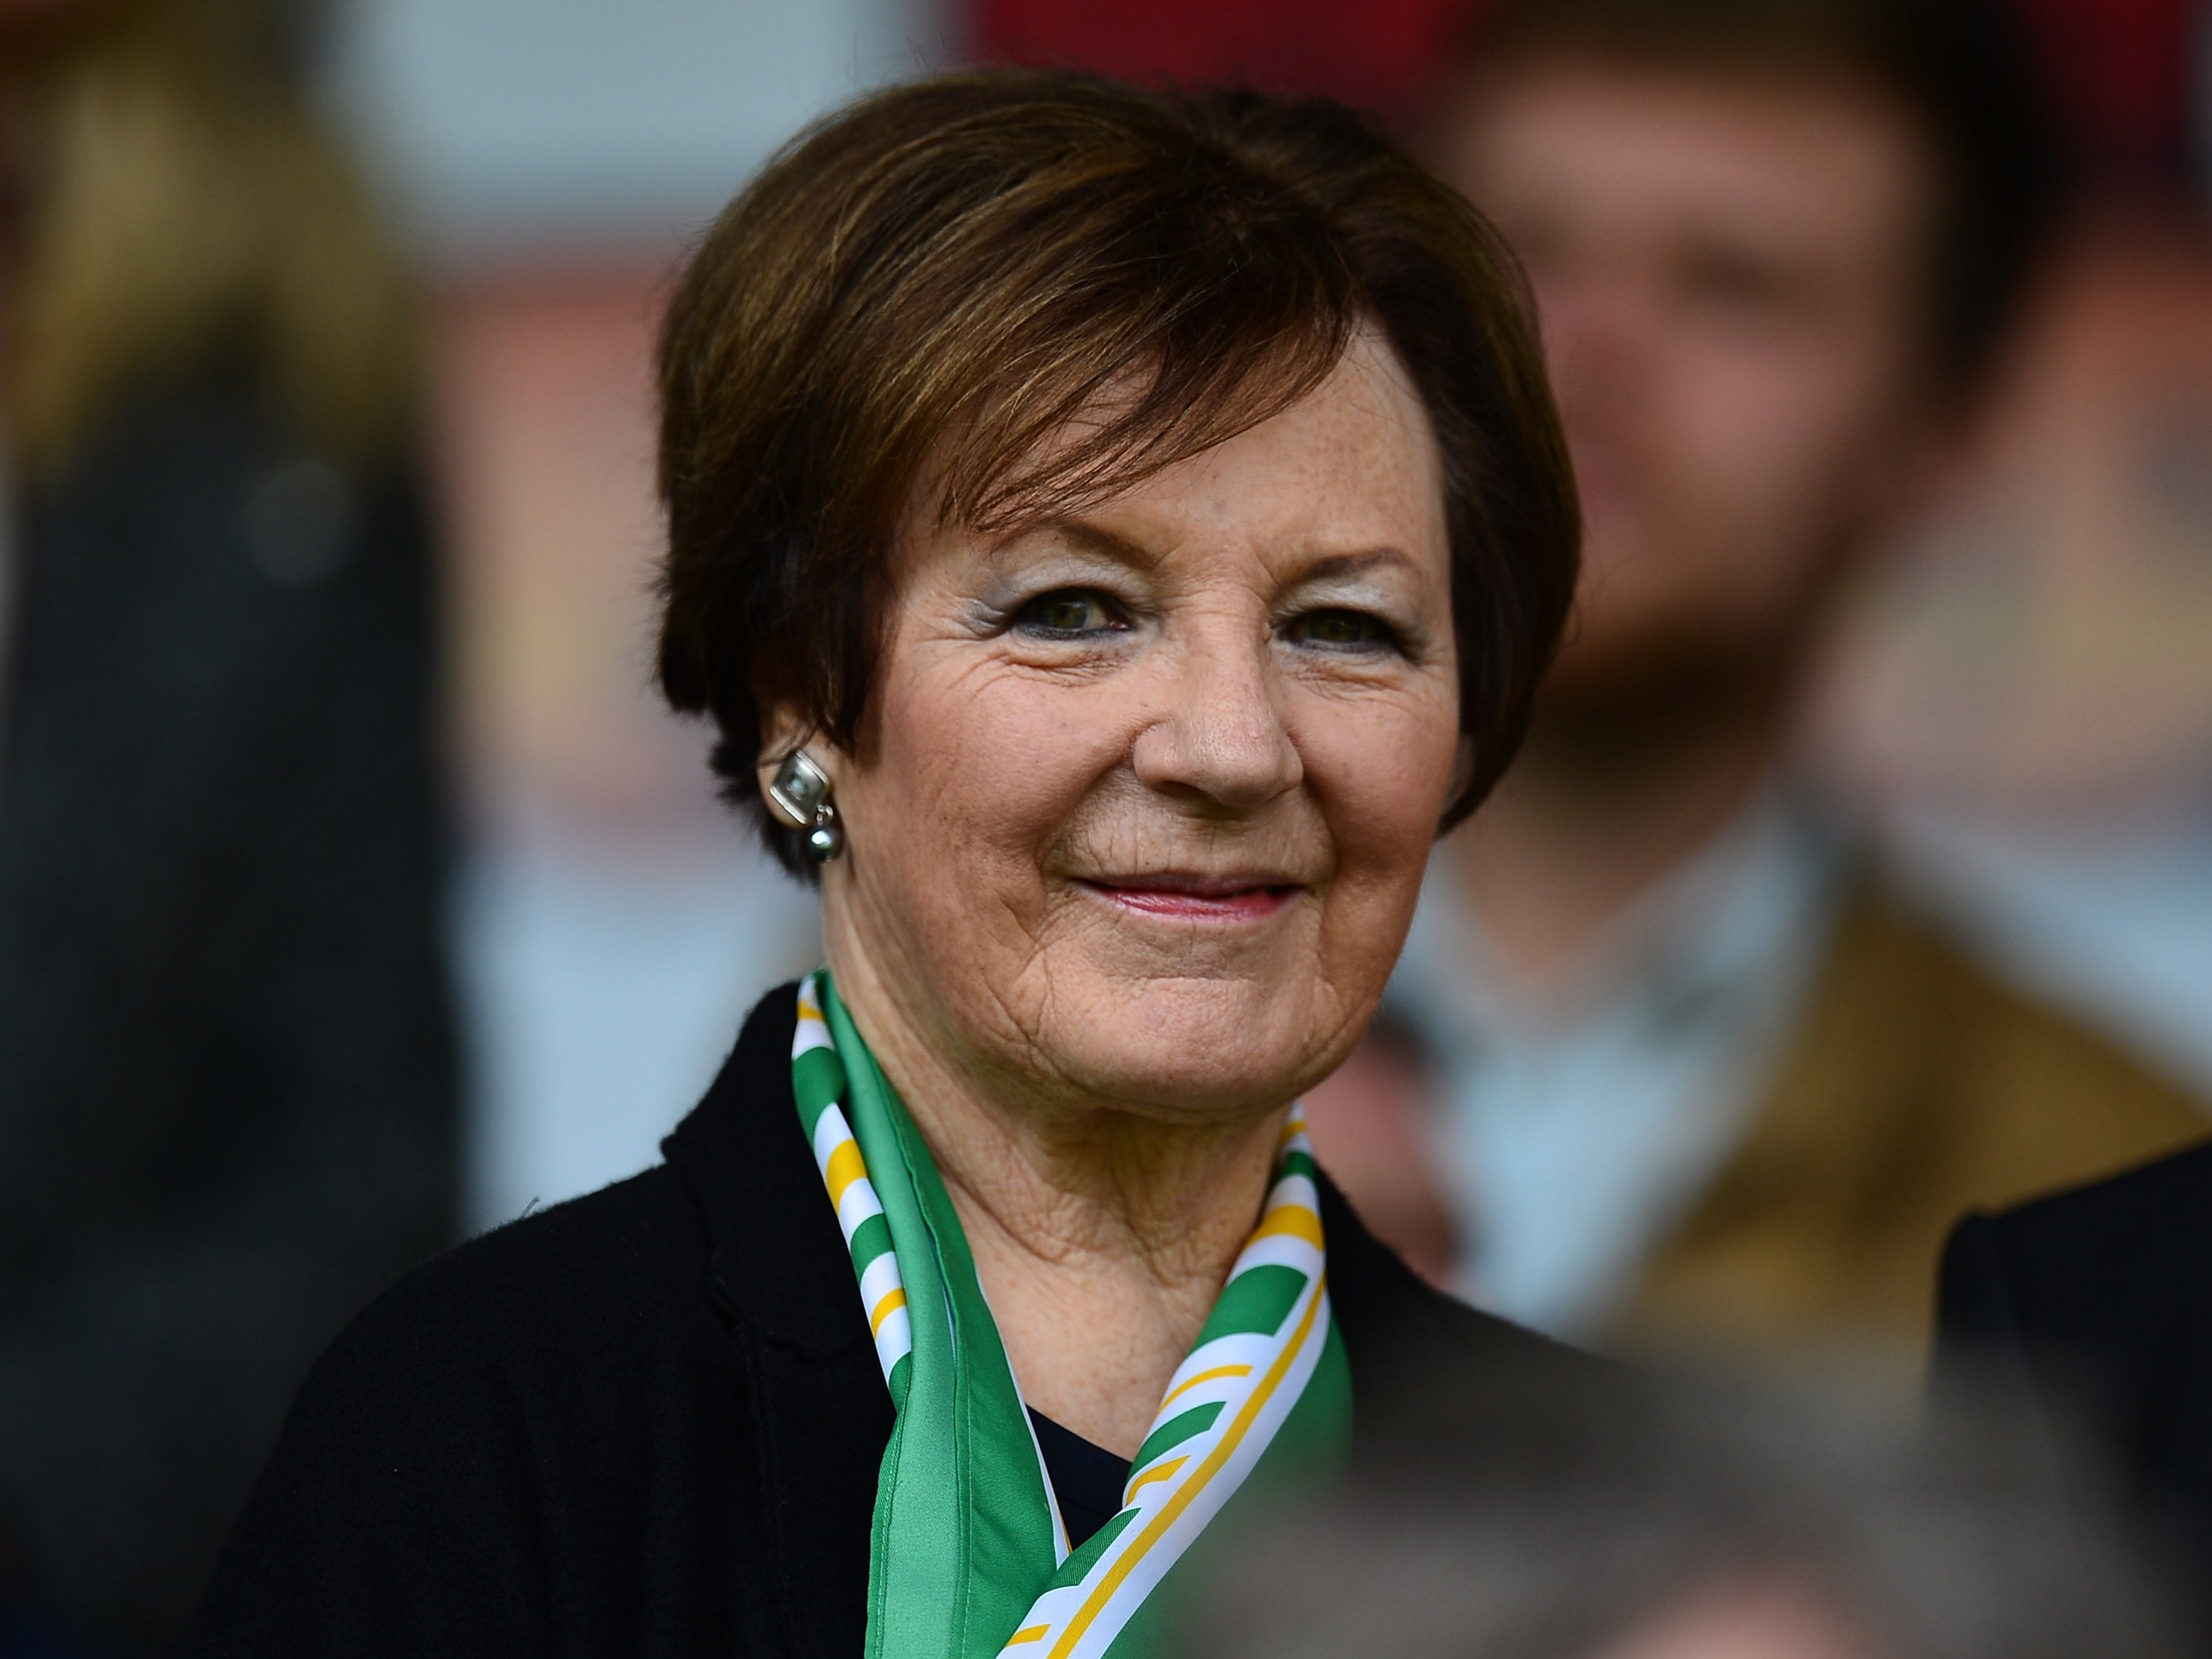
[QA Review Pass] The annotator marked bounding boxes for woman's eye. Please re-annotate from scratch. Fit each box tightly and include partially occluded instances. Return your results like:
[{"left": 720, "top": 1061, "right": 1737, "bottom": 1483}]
[
  {"left": 1287, "top": 610, "right": 1393, "bottom": 650},
  {"left": 1016, "top": 590, "right": 1124, "bottom": 635}
]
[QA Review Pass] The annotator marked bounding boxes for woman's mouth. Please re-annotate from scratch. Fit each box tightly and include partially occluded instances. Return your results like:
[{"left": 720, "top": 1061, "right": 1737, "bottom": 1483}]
[{"left": 1074, "top": 874, "right": 1303, "bottom": 924}]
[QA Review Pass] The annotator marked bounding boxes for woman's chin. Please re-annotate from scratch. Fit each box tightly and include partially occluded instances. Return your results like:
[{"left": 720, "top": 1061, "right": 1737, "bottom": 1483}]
[{"left": 1032, "top": 974, "right": 1353, "bottom": 1117}]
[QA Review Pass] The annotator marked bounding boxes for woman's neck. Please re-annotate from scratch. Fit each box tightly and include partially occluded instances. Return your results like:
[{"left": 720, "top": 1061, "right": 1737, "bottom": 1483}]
[{"left": 827, "top": 941, "right": 1287, "bottom": 1459}]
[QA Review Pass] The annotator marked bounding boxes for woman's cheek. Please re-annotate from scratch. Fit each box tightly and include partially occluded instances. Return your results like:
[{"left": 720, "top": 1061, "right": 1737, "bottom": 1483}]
[
  {"left": 1302, "top": 689, "right": 1459, "bottom": 870},
  {"left": 897, "top": 669, "right": 1120, "bottom": 875}
]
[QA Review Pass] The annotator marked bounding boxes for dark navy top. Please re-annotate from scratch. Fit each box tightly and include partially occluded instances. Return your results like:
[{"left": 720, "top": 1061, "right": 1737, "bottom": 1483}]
[{"left": 1029, "top": 1410, "right": 1133, "bottom": 1548}]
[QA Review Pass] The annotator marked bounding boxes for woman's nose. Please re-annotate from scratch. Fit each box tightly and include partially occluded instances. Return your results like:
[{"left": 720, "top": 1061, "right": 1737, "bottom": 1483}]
[{"left": 1128, "top": 630, "right": 1303, "bottom": 810}]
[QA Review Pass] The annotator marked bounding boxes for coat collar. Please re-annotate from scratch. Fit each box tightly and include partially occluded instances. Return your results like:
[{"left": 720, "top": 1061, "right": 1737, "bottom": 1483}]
[{"left": 662, "top": 981, "right": 874, "bottom": 1360}]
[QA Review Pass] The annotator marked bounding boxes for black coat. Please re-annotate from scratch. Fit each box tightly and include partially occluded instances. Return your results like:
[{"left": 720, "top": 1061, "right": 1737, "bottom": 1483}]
[
  {"left": 0, "top": 386, "right": 459, "bottom": 1651},
  {"left": 1937, "top": 1138, "right": 2212, "bottom": 1560},
  {"left": 181, "top": 984, "right": 1598, "bottom": 1657}
]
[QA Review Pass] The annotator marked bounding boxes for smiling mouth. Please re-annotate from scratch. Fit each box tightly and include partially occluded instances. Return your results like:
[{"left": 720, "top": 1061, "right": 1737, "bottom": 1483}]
[{"left": 1074, "top": 874, "right": 1305, "bottom": 924}]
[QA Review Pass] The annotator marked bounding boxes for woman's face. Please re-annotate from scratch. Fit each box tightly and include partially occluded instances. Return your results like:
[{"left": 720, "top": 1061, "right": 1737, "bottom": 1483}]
[{"left": 814, "top": 329, "right": 1462, "bottom": 1123}]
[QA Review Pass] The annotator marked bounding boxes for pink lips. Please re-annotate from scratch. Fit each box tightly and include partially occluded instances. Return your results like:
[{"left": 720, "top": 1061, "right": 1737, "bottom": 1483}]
[{"left": 1078, "top": 875, "right": 1301, "bottom": 924}]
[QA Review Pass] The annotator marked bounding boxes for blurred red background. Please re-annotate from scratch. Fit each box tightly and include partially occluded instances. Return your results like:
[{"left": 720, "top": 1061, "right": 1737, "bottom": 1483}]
[{"left": 972, "top": 0, "right": 2204, "bottom": 181}]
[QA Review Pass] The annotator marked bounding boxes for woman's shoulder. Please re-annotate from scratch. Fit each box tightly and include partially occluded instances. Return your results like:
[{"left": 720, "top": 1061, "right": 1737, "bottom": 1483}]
[
  {"left": 260, "top": 980, "right": 825, "bottom": 1459},
  {"left": 179, "top": 1169, "right": 734, "bottom": 1654},
  {"left": 337, "top": 1163, "right": 711, "bottom": 1385},
  {"left": 181, "top": 989, "right": 884, "bottom": 1654},
  {"left": 234, "top": 1165, "right": 722, "bottom": 1522},
  {"left": 312, "top": 981, "right": 814, "bottom": 1402}
]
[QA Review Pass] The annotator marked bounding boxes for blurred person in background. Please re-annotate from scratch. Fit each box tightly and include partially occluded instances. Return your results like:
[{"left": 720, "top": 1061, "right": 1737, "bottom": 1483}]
[
  {"left": 1303, "top": 0, "right": 2210, "bottom": 1365},
  {"left": 0, "top": 0, "right": 459, "bottom": 1649},
  {"left": 1178, "top": 1362, "right": 2196, "bottom": 1659}
]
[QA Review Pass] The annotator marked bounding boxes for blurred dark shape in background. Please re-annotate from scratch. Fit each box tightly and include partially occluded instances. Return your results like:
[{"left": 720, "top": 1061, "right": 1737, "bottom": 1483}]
[
  {"left": 0, "top": 0, "right": 459, "bottom": 1650},
  {"left": 1939, "top": 1138, "right": 2212, "bottom": 1576},
  {"left": 1178, "top": 1361, "right": 2199, "bottom": 1659},
  {"left": 2013, "top": 0, "right": 2201, "bottom": 190}
]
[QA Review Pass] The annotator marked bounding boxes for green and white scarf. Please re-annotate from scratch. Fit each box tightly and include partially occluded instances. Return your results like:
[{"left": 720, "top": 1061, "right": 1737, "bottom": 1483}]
[{"left": 791, "top": 972, "right": 1352, "bottom": 1659}]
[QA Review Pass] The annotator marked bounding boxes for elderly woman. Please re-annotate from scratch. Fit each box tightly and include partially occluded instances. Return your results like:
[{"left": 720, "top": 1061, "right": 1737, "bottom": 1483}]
[{"left": 183, "top": 69, "right": 1590, "bottom": 1657}]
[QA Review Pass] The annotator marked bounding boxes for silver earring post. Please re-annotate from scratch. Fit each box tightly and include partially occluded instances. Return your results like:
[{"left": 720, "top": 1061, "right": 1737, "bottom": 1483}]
[{"left": 768, "top": 751, "right": 844, "bottom": 863}]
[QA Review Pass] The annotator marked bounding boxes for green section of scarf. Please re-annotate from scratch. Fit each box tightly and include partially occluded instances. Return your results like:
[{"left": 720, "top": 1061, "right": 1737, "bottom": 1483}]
[{"left": 789, "top": 972, "right": 1351, "bottom": 1659}]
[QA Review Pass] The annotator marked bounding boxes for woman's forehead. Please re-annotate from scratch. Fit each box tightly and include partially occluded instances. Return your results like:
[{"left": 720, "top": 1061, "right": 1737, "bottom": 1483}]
[
  {"left": 1082, "top": 346, "right": 1442, "bottom": 545},
  {"left": 914, "top": 322, "right": 1352, "bottom": 534},
  {"left": 914, "top": 331, "right": 1443, "bottom": 561}
]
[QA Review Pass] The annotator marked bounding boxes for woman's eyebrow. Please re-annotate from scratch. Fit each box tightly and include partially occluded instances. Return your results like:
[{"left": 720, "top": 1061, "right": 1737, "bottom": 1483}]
[
  {"left": 1296, "top": 548, "right": 1418, "bottom": 585},
  {"left": 990, "top": 527, "right": 1416, "bottom": 586},
  {"left": 1040, "top": 518, "right": 1161, "bottom": 570},
  {"left": 982, "top": 515, "right": 1159, "bottom": 575}
]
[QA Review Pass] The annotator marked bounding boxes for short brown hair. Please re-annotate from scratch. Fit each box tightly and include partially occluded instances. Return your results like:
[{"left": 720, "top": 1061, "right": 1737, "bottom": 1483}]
[{"left": 656, "top": 69, "right": 1579, "bottom": 874}]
